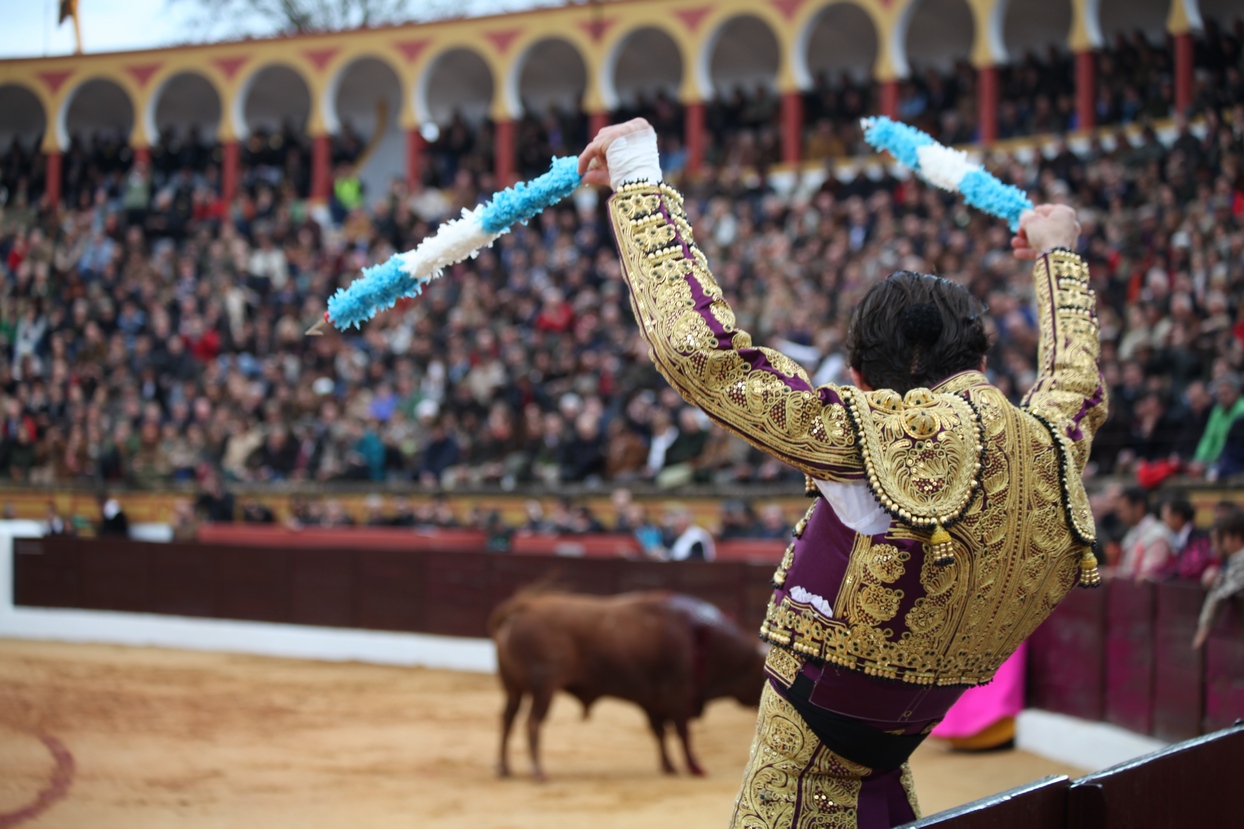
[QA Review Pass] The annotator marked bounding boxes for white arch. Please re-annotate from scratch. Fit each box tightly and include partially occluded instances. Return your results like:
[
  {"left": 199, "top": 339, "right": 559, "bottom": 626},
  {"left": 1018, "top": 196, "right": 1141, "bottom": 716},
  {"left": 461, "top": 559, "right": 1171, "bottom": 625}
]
[
  {"left": 893, "top": 0, "right": 977, "bottom": 76},
  {"left": 600, "top": 25, "right": 683, "bottom": 111},
  {"left": 415, "top": 47, "right": 495, "bottom": 126},
  {"left": 231, "top": 63, "right": 312, "bottom": 141},
  {"left": 322, "top": 56, "right": 403, "bottom": 136},
  {"left": 508, "top": 37, "right": 588, "bottom": 120},
  {"left": 698, "top": 14, "right": 781, "bottom": 99},
  {"left": 0, "top": 83, "right": 47, "bottom": 151},
  {"left": 57, "top": 77, "right": 135, "bottom": 149},
  {"left": 994, "top": 0, "right": 1076, "bottom": 63},
  {"left": 793, "top": 1, "right": 881, "bottom": 88},
  {"left": 145, "top": 71, "right": 222, "bottom": 146}
]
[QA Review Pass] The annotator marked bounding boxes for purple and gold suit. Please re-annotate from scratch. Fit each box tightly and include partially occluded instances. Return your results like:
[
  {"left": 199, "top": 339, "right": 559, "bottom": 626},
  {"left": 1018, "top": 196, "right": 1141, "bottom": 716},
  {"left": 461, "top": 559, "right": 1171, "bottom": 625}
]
[{"left": 607, "top": 182, "right": 1106, "bottom": 829}]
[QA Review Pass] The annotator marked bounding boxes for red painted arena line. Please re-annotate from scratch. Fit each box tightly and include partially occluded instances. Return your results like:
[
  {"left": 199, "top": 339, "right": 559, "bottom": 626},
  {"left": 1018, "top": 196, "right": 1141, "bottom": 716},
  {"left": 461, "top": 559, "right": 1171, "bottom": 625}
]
[{"left": 0, "top": 735, "right": 75, "bottom": 829}]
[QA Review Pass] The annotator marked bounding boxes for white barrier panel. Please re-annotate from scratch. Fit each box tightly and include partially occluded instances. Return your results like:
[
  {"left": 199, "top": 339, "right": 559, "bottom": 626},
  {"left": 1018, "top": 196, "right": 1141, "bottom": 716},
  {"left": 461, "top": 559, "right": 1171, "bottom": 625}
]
[
  {"left": 1016, "top": 709, "right": 1168, "bottom": 772},
  {"left": 0, "top": 525, "right": 496, "bottom": 673}
]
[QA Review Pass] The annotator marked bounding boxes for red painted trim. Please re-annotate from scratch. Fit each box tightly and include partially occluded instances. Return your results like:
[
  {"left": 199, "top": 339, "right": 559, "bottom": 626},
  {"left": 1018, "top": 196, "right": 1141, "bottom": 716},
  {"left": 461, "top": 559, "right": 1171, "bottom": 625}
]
[
  {"left": 0, "top": 734, "right": 75, "bottom": 829},
  {"left": 484, "top": 28, "right": 523, "bottom": 55},
  {"left": 302, "top": 47, "right": 340, "bottom": 72},
  {"left": 222, "top": 140, "right": 239, "bottom": 202},
  {"left": 394, "top": 38, "right": 430, "bottom": 64},
  {"left": 685, "top": 101, "right": 705, "bottom": 176},
  {"left": 578, "top": 17, "right": 617, "bottom": 43},
  {"left": 673, "top": 6, "right": 713, "bottom": 34},
  {"left": 495, "top": 118, "right": 516, "bottom": 185},
  {"left": 1174, "top": 32, "right": 1193, "bottom": 117},
  {"left": 1075, "top": 50, "right": 1096, "bottom": 132},
  {"left": 35, "top": 69, "right": 74, "bottom": 95},
  {"left": 780, "top": 91, "right": 802, "bottom": 166},
  {"left": 977, "top": 65, "right": 998, "bottom": 144},
  {"left": 213, "top": 55, "right": 249, "bottom": 81},
  {"left": 879, "top": 80, "right": 898, "bottom": 119},
  {"left": 44, "top": 151, "right": 61, "bottom": 209},
  {"left": 311, "top": 134, "right": 332, "bottom": 201},
  {"left": 124, "top": 62, "right": 163, "bottom": 88}
]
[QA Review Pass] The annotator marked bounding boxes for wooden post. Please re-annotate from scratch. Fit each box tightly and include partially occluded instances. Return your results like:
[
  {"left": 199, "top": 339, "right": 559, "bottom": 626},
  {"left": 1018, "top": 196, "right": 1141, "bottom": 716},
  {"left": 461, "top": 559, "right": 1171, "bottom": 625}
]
[
  {"left": 879, "top": 79, "right": 899, "bottom": 118},
  {"left": 406, "top": 128, "right": 425, "bottom": 189},
  {"left": 222, "top": 140, "right": 239, "bottom": 202},
  {"left": 495, "top": 118, "right": 516, "bottom": 185},
  {"left": 311, "top": 133, "right": 332, "bottom": 201},
  {"left": 1174, "top": 32, "right": 1194, "bottom": 117},
  {"left": 45, "top": 150, "right": 62, "bottom": 208},
  {"left": 685, "top": 101, "right": 704, "bottom": 176},
  {"left": 1075, "top": 49, "right": 1096, "bottom": 131},
  {"left": 780, "top": 91, "right": 803, "bottom": 166},
  {"left": 977, "top": 64, "right": 998, "bottom": 144}
]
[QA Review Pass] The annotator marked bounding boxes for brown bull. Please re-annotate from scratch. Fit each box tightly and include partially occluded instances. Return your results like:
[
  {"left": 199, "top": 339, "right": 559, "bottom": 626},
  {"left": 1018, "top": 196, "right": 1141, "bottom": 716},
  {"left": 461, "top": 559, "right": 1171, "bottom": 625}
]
[{"left": 490, "top": 589, "right": 766, "bottom": 781}]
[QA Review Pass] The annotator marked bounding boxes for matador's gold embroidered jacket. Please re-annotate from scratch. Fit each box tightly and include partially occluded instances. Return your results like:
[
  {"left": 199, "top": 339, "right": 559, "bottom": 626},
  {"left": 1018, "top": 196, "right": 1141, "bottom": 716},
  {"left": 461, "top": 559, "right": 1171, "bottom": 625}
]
[{"left": 609, "top": 182, "right": 1106, "bottom": 692}]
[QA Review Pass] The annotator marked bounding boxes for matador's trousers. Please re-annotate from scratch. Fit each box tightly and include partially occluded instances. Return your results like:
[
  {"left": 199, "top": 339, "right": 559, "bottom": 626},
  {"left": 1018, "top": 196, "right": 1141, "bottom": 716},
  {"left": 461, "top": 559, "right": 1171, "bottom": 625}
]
[{"left": 729, "top": 681, "right": 921, "bottom": 829}]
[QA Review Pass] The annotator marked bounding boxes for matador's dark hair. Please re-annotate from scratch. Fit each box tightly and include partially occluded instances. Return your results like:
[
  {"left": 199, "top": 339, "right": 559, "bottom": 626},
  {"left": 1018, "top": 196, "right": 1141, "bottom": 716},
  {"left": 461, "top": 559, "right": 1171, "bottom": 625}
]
[{"left": 845, "top": 271, "right": 989, "bottom": 395}]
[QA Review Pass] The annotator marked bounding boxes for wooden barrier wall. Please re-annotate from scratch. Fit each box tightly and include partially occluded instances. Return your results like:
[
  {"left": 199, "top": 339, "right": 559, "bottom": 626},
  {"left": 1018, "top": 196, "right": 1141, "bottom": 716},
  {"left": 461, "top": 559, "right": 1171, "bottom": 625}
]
[
  {"left": 903, "top": 724, "right": 1244, "bottom": 828},
  {"left": 12, "top": 537, "right": 1244, "bottom": 739},
  {"left": 11, "top": 537, "right": 775, "bottom": 639},
  {"left": 1028, "top": 579, "right": 1244, "bottom": 741}
]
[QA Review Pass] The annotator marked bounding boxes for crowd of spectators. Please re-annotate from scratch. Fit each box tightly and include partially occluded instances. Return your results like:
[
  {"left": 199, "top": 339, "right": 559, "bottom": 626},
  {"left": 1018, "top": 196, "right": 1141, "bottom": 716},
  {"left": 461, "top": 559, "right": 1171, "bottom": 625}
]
[{"left": 0, "top": 19, "right": 1241, "bottom": 503}]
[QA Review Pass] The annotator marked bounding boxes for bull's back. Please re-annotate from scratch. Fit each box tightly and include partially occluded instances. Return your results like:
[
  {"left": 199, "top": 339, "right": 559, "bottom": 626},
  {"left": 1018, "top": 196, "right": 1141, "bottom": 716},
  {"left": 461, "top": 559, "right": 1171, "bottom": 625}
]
[{"left": 492, "top": 592, "right": 693, "bottom": 700}]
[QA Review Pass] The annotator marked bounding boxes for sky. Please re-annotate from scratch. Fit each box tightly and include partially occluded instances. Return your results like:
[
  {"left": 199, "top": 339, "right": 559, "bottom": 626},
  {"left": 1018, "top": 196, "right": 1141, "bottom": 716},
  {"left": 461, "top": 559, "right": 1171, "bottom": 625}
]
[{"left": 0, "top": 0, "right": 561, "bottom": 60}]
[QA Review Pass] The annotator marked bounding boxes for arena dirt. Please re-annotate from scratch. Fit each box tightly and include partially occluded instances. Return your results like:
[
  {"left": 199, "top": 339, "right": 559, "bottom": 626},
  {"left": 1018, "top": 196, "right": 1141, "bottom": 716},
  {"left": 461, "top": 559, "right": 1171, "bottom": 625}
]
[{"left": 0, "top": 640, "right": 1082, "bottom": 828}]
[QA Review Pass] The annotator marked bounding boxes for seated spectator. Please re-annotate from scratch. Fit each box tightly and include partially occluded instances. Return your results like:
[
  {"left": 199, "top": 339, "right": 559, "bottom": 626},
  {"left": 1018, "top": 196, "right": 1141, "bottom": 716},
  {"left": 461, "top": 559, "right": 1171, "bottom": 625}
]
[
  {"left": 719, "top": 500, "right": 759, "bottom": 540},
  {"left": 752, "top": 504, "right": 791, "bottom": 540},
  {"left": 1158, "top": 498, "right": 1215, "bottom": 582},
  {"left": 1115, "top": 487, "right": 1173, "bottom": 581},
  {"left": 649, "top": 505, "right": 715, "bottom": 563},
  {"left": 1192, "top": 510, "right": 1244, "bottom": 649},
  {"left": 197, "top": 473, "right": 236, "bottom": 523},
  {"left": 1192, "top": 374, "right": 1244, "bottom": 475},
  {"left": 97, "top": 492, "right": 129, "bottom": 538},
  {"left": 240, "top": 498, "right": 275, "bottom": 524},
  {"left": 170, "top": 498, "right": 198, "bottom": 542}
]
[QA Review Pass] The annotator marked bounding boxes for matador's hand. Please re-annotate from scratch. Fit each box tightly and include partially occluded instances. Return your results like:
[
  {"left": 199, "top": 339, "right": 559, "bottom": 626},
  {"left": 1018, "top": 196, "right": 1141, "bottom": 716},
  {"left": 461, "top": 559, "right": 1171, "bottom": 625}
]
[
  {"left": 1011, "top": 204, "right": 1081, "bottom": 260},
  {"left": 578, "top": 118, "right": 657, "bottom": 189}
]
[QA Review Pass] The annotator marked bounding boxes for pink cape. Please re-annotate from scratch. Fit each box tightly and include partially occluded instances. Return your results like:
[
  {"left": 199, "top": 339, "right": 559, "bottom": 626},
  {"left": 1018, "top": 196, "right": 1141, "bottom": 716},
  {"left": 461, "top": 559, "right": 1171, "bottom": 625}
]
[{"left": 930, "top": 642, "right": 1027, "bottom": 739}]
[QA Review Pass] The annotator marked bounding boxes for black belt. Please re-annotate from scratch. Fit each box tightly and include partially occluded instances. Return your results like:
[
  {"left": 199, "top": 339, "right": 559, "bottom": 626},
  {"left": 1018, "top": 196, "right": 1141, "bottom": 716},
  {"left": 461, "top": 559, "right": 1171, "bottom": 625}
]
[{"left": 782, "top": 673, "right": 932, "bottom": 772}]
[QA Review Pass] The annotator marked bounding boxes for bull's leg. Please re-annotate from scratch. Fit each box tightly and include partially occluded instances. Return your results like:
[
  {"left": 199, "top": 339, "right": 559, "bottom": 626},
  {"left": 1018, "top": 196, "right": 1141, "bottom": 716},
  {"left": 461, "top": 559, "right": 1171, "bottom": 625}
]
[
  {"left": 647, "top": 712, "right": 676, "bottom": 775},
  {"left": 674, "top": 718, "right": 705, "bottom": 776},
  {"left": 498, "top": 687, "right": 523, "bottom": 778},
  {"left": 526, "top": 687, "right": 554, "bottom": 782}
]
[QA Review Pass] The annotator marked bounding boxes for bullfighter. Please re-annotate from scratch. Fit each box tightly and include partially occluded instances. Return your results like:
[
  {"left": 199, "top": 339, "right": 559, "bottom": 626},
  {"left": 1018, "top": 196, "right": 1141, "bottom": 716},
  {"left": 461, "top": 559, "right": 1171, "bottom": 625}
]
[{"left": 578, "top": 119, "right": 1105, "bottom": 829}]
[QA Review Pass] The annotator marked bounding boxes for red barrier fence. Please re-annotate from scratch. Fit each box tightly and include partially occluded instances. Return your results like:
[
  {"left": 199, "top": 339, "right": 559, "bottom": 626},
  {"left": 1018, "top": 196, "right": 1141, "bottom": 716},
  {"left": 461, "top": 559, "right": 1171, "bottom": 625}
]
[
  {"left": 11, "top": 537, "right": 775, "bottom": 637},
  {"left": 1028, "top": 579, "right": 1244, "bottom": 741},
  {"left": 902, "top": 723, "right": 1244, "bottom": 828},
  {"left": 195, "top": 524, "right": 788, "bottom": 563}
]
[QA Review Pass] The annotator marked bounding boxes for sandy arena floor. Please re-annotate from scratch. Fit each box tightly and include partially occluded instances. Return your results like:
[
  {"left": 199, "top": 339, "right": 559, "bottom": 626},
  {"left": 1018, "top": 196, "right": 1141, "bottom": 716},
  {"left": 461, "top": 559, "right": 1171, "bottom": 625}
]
[{"left": 0, "top": 639, "right": 1083, "bottom": 828}]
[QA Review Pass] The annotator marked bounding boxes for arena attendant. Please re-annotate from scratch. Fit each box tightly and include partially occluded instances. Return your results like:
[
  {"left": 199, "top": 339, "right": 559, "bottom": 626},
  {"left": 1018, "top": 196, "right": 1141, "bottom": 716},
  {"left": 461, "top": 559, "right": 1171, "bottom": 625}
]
[{"left": 579, "top": 119, "right": 1106, "bottom": 829}]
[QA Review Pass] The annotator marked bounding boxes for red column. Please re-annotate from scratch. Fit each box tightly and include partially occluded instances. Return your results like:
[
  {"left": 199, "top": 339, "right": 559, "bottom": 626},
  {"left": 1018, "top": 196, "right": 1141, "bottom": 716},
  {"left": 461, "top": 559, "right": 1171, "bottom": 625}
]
[
  {"left": 685, "top": 101, "right": 705, "bottom": 177},
  {"left": 311, "top": 133, "right": 331, "bottom": 201},
  {"left": 133, "top": 145, "right": 150, "bottom": 167},
  {"left": 589, "top": 110, "right": 609, "bottom": 139},
  {"left": 1174, "top": 32, "right": 1194, "bottom": 117},
  {"left": 879, "top": 80, "right": 899, "bottom": 118},
  {"left": 780, "top": 91, "right": 803, "bottom": 166},
  {"left": 45, "top": 150, "right": 62, "bottom": 208},
  {"left": 1075, "top": 49, "right": 1097, "bottom": 132},
  {"left": 406, "top": 128, "right": 425, "bottom": 189},
  {"left": 495, "top": 118, "right": 516, "bottom": 185},
  {"left": 222, "top": 140, "right": 240, "bottom": 202},
  {"left": 977, "top": 65, "right": 999, "bottom": 144}
]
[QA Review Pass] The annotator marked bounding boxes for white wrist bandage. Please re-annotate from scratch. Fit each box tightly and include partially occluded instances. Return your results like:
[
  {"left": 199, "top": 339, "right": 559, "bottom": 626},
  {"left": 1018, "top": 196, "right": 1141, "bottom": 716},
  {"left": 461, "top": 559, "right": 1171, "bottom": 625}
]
[{"left": 605, "top": 128, "right": 662, "bottom": 190}]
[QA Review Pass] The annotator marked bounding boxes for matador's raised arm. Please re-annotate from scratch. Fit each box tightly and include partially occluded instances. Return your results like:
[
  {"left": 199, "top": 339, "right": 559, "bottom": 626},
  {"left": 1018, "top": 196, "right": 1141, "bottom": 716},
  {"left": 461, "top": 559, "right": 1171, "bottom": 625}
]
[
  {"left": 608, "top": 182, "right": 864, "bottom": 481},
  {"left": 1021, "top": 248, "right": 1108, "bottom": 474}
]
